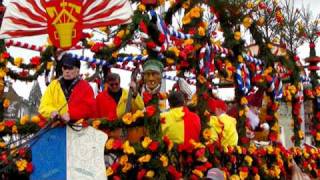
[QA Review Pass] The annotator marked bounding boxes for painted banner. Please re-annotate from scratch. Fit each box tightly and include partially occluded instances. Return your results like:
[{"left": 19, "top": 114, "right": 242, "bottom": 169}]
[
  {"left": 0, "top": 0, "right": 133, "bottom": 49},
  {"left": 31, "top": 126, "right": 108, "bottom": 180}
]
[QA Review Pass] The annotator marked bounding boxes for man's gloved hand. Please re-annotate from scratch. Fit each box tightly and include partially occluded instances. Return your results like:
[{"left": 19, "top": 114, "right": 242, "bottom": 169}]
[
  {"left": 178, "top": 78, "right": 192, "bottom": 100},
  {"left": 129, "top": 81, "right": 138, "bottom": 97}
]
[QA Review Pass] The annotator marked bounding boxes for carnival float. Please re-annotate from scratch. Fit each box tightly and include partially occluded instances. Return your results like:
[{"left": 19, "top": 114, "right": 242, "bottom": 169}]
[{"left": 0, "top": 0, "right": 319, "bottom": 179}]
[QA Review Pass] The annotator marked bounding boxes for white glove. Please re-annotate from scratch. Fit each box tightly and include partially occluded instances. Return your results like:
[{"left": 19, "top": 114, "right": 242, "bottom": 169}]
[
  {"left": 260, "top": 123, "right": 270, "bottom": 131},
  {"left": 246, "top": 109, "right": 260, "bottom": 129},
  {"left": 178, "top": 78, "right": 193, "bottom": 100}
]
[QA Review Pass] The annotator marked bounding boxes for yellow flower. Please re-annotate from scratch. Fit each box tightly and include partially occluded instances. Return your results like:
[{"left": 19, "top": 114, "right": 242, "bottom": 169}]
[
  {"left": 271, "top": 123, "right": 279, "bottom": 132},
  {"left": 119, "top": 155, "right": 128, "bottom": 165},
  {"left": 285, "top": 93, "right": 292, "bottom": 101},
  {"left": 230, "top": 175, "right": 240, "bottom": 180},
  {"left": 0, "top": 68, "right": 6, "bottom": 78},
  {"left": 121, "top": 162, "right": 132, "bottom": 173},
  {"left": 122, "top": 141, "right": 135, "bottom": 155},
  {"left": 87, "top": 40, "right": 95, "bottom": 47},
  {"left": 142, "top": 49, "right": 148, "bottom": 56},
  {"left": 106, "top": 139, "right": 114, "bottom": 150},
  {"left": 182, "top": 15, "right": 191, "bottom": 25},
  {"left": 203, "top": 128, "right": 212, "bottom": 140},
  {"left": 169, "top": 47, "right": 180, "bottom": 57},
  {"left": 122, "top": 113, "right": 133, "bottom": 125},
  {"left": 238, "top": 55, "right": 244, "bottom": 63},
  {"left": 167, "top": 139, "right": 174, "bottom": 151},
  {"left": 234, "top": 31, "right": 241, "bottom": 41},
  {"left": 160, "top": 155, "right": 168, "bottom": 167},
  {"left": 132, "top": 110, "right": 144, "bottom": 121},
  {"left": 288, "top": 85, "right": 297, "bottom": 95},
  {"left": 298, "top": 130, "right": 304, "bottom": 139},
  {"left": 142, "top": 136, "right": 152, "bottom": 148},
  {"left": 3, "top": 99, "right": 10, "bottom": 108},
  {"left": 159, "top": 101, "right": 166, "bottom": 110},
  {"left": 16, "top": 159, "right": 27, "bottom": 172},
  {"left": 0, "top": 122, "right": 4, "bottom": 132},
  {"left": 0, "top": 141, "right": 6, "bottom": 148},
  {"left": 274, "top": 147, "right": 281, "bottom": 156},
  {"left": 303, "top": 151, "right": 310, "bottom": 158},
  {"left": 239, "top": 110, "right": 245, "bottom": 117},
  {"left": 267, "top": 146, "right": 274, "bottom": 154},
  {"left": 267, "top": 43, "right": 273, "bottom": 49},
  {"left": 46, "top": 61, "right": 53, "bottom": 70},
  {"left": 197, "top": 75, "right": 206, "bottom": 84},
  {"left": 274, "top": 165, "right": 281, "bottom": 178},
  {"left": 244, "top": 155, "right": 253, "bottom": 166},
  {"left": 198, "top": 26, "right": 206, "bottom": 36},
  {"left": 248, "top": 144, "right": 257, "bottom": 154},
  {"left": 31, "top": 115, "right": 40, "bottom": 123},
  {"left": 243, "top": 16, "right": 253, "bottom": 28},
  {"left": 240, "top": 97, "right": 248, "bottom": 105},
  {"left": 246, "top": 2, "right": 254, "bottom": 9},
  {"left": 184, "top": 39, "right": 194, "bottom": 46},
  {"left": 106, "top": 167, "right": 113, "bottom": 176},
  {"left": 138, "top": 154, "right": 151, "bottom": 163},
  {"left": 146, "top": 170, "right": 155, "bottom": 178},
  {"left": 20, "top": 115, "right": 29, "bottom": 125},
  {"left": 116, "top": 30, "right": 125, "bottom": 38},
  {"left": 112, "top": 51, "right": 118, "bottom": 58},
  {"left": 236, "top": 146, "right": 242, "bottom": 154},
  {"left": 192, "top": 169, "right": 204, "bottom": 178},
  {"left": 125, "top": 29, "right": 130, "bottom": 35},
  {"left": 191, "top": 6, "right": 202, "bottom": 18},
  {"left": 190, "top": 139, "right": 205, "bottom": 149},
  {"left": 12, "top": 125, "right": 18, "bottom": 134},
  {"left": 240, "top": 171, "right": 248, "bottom": 180},
  {"left": 14, "top": 57, "right": 23, "bottom": 67},
  {"left": 166, "top": 58, "right": 175, "bottom": 65},
  {"left": 316, "top": 133, "right": 320, "bottom": 141},
  {"left": 138, "top": 4, "right": 146, "bottom": 12}
]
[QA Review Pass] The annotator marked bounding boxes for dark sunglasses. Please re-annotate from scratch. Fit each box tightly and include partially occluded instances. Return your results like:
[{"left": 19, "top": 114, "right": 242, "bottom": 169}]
[
  {"left": 109, "top": 82, "right": 119, "bottom": 87},
  {"left": 62, "top": 65, "right": 74, "bottom": 70}
]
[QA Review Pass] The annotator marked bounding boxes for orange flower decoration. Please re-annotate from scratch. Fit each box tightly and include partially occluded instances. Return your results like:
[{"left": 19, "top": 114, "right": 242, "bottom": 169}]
[{"left": 3, "top": 99, "right": 10, "bottom": 108}]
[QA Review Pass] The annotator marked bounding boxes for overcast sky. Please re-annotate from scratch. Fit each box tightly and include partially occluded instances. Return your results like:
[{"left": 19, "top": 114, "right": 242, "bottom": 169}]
[{"left": 3, "top": 0, "right": 320, "bottom": 100}]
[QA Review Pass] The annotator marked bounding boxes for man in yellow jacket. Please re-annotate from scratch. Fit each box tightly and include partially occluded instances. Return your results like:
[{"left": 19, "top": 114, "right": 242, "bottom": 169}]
[
  {"left": 207, "top": 97, "right": 238, "bottom": 147},
  {"left": 96, "top": 73, "right": 144, "bottom": 121},
  {"left": 39, "top": 54, "right": 96, "bottom": 122},
  {"left": 161, "top": 91, "right": 201, "bottom": 147}
]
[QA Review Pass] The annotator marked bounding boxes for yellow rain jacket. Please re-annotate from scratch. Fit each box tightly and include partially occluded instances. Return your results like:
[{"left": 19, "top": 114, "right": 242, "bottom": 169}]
[
  {"left": 39, "top": 79, "right": 96, "bottom": 120},
  {"left": 208, "top": 113, "right": 238, "bottom": 147},
  {"left": 96, "top": 88, "right": 144, "bottom": 121}
]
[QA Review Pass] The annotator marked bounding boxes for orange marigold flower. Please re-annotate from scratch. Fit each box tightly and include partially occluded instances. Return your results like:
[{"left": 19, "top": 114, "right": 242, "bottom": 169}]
[
  {"left": 20, "top": 115, "right": 29, "bottom": 125},
  {"left": 3, "top": 99, "right": 10, "bottom": 108},
  {"left": 138, "top": 154, "right": 151, "bottom": 163}
]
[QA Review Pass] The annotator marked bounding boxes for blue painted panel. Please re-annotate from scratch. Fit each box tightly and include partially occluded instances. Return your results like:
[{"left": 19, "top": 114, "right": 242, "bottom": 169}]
[{"left": 31, "top": 127, "right": 67, "bottom": 180}]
